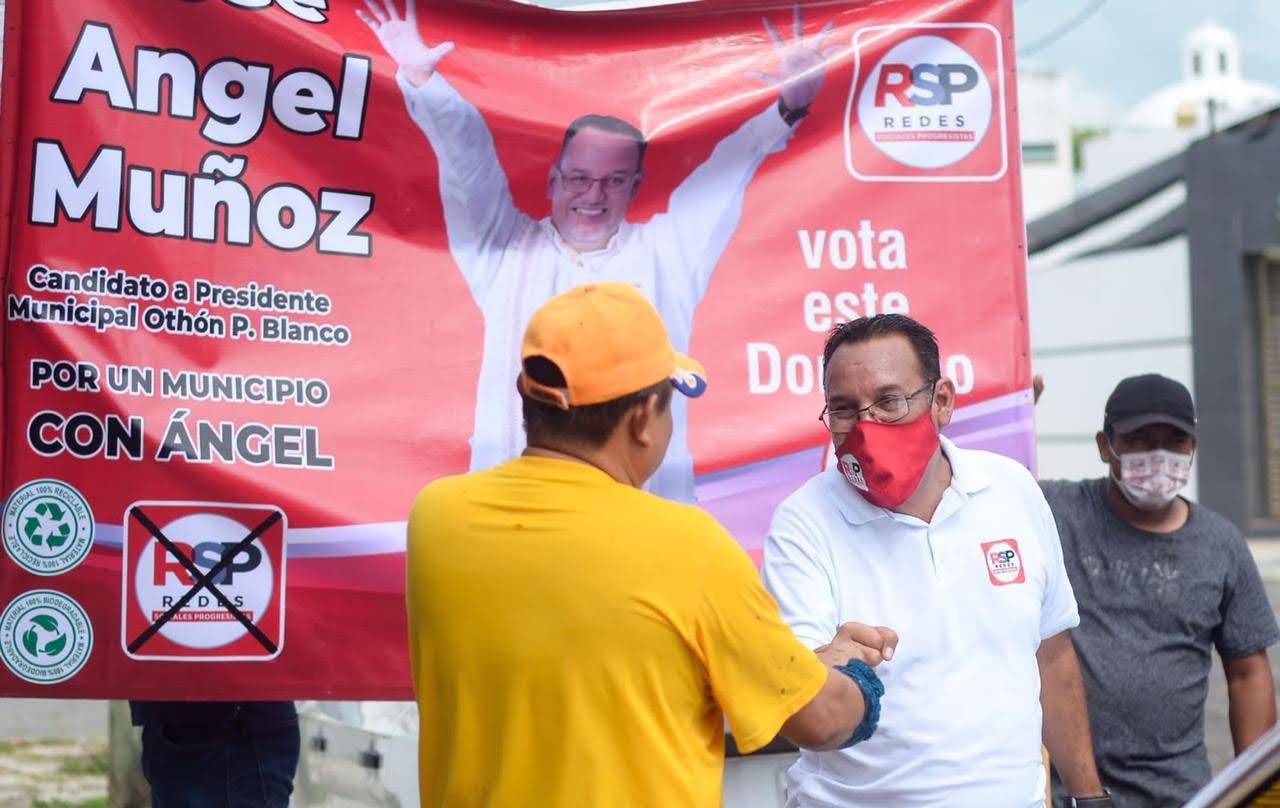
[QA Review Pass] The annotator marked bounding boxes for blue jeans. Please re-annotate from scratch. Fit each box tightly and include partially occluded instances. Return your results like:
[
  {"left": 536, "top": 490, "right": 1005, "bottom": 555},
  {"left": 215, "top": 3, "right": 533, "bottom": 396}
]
[{"left": 140, "top": 719, "right": 300, "bottom": 808}]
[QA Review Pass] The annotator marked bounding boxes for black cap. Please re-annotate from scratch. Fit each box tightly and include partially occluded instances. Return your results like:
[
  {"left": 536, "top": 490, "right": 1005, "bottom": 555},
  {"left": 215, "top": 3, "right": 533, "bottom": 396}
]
[{"left": 1104, "top": 374, "right": 1196, "bottom": 436}]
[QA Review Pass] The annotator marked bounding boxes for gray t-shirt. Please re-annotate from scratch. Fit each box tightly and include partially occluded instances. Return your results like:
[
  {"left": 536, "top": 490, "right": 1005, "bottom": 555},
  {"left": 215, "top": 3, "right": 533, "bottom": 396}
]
[{"left": 1040, "top": 478, "right": 1279, "bottom": 807}]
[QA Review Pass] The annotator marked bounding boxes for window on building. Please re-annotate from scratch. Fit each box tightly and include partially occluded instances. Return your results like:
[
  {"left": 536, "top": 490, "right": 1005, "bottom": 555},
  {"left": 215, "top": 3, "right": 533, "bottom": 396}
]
[
  {"left": 1022, "top": 143, "right": 1057, "bottom": 164},
  {"left": 1193, "top": 52, "right": 1202, "bottom": 76},
  {"left": 1219, "top": 50, "right": 1228, "bottom": 74},
  {"left": 1256, "top": 259, "right": 1280, "bottom": 520}
]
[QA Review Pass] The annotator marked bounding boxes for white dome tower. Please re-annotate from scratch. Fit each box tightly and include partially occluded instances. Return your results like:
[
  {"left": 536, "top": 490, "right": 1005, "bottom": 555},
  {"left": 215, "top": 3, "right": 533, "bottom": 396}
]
[
  {"left": 1123, "top": 20, "right": 1280, "bottom": 131},
  {"left": 1183, "top": 20, "right": 1240, "bottom": 81}
]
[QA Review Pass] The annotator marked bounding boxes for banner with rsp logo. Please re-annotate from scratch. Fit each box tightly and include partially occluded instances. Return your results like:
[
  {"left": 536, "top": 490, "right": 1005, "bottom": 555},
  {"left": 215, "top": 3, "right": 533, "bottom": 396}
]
[{"left": 0, "top": 0, "right": 1027, "bottom": 698}]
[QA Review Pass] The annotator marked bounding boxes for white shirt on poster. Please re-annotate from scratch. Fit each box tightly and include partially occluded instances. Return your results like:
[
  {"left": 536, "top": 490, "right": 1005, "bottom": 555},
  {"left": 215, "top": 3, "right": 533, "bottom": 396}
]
[
  {"left": 763, "top": 436, "right": 1079, "bottom": 807},
  {"left": 398, "top": 71, "right": 795, "bottom": 502}
]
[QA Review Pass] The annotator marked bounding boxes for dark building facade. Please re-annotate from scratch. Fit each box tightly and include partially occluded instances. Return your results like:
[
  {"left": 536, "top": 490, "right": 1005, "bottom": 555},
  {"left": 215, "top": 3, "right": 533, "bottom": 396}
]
[
  {"left": 1186, "top": 109, "right": 1280, "bottom": 535},
  {"left": 1028, "top": 108, "right": 1280, "bottom": 535}
]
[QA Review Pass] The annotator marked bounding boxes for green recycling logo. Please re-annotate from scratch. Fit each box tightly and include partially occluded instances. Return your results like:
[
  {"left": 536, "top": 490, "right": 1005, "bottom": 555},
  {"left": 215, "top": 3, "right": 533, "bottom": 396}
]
[
  {"left": 1, "top": 591, "right": 93, "bottom": 685},
  {"left": 24, "top": 501, "right": 73, "bottom": 548},
  {"left": 22, "top": 614, "right": 68, "bottom": 658},
  {"left": 3, "top": 480, "right": 93, "bottom": 576}
]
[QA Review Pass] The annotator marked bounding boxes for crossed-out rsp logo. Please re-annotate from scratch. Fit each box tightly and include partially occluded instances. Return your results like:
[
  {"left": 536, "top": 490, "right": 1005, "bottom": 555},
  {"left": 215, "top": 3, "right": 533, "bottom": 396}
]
[
  {"left": 980, "top": 539, "right": 1025, "bottom": 586},
  {"left": 122, "top": 502, "right": 286, "bottom": 661},
  {"left": 142, "top": 526, "right": 268, "bottom": 621},
  {"left": 845, "top": 24, "right": 1007, "bottom": 182}
]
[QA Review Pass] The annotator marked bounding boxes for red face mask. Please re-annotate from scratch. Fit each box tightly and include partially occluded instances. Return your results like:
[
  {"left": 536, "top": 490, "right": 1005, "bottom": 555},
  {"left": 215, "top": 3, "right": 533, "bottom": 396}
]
[{"left": 835, "top": 414, "right": 941, "bottom": 510}]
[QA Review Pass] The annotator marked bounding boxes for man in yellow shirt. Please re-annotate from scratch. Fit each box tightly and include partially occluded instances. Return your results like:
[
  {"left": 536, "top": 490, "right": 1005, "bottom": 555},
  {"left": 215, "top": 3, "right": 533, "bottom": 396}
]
[{"left": 406, "top": 282, "right": 894, "bottom": 806}]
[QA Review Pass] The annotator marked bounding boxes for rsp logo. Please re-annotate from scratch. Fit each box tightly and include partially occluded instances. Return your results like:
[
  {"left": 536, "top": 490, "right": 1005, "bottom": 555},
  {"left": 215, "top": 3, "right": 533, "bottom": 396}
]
[
  {"left": 980, "top": 539, "right": 1025, "bottom": 586},
  {"left": 859, "top": 34, "right": 990, "bottom": 168},
  {"left": 989, "top": 548, "right": 1016, "bottom": 565},
  {"left": 845, "top": 24, "right": 1007, "bottom": 181},
  {"left": 123, "top": 502, "right": 286, "bottom": 660},
  {"left": 874, "top": 63, "right": 979, "bottom": 109},
  {"left": 838, "top": 453, "right": 868, "bottom": 491}
]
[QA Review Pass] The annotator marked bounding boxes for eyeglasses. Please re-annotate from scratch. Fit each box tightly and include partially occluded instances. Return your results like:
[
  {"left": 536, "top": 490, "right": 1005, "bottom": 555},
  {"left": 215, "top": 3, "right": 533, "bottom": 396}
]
[
  {"left": 554, "top": 167, "right": 637, "bottom": 194},
  {"left": 819, "top": 379, "right": 939, "bottom": 431}
]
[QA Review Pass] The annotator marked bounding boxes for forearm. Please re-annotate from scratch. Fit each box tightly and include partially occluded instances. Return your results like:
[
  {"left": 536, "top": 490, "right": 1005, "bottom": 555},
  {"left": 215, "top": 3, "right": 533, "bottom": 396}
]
[
  {"left": 1038, "top": 635, "right": 1105, "bottom": 797},
  {"left": 395, "top": 70, "right": 519, "bottom": 294},
  {"left": 396, "top": 71, "right": 512, "bottom": 204},
  {"left": 658, "top": 104, "right": 794, "bottom": 297},
  {"left": 1227, "top": 673, "right": 1278, "bottom": 754},
  {"left": 1042, "top": 691, "right": 1103, "bottom": 795},
  {"left": 780, "top": 667, "right": 866, "bottom": 751},
  {"left": 667, "top": 104, "right": 790, "bottom": 216},
  {"left": 812, "top": 672, "right": 867, "bottom": 751}
]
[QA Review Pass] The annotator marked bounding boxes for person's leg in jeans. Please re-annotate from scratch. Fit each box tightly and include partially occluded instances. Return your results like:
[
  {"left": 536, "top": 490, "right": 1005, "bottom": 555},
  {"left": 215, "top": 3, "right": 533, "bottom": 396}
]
[
  {"left": 227, "top": 723, "right": 301, "bottom": 807},
  {"left": 141, "top": 720, "right": 299, "bottom": 808},
  {"left": 140, "top": 724, "right": 228, "bottom": 808}
]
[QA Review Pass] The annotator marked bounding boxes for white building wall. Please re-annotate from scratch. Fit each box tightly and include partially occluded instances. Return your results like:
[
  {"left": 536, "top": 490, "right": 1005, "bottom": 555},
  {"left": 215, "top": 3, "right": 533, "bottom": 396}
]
[
  {"left": 1079, "top": 130, "right": 1188, "bottom": 192},
  {"left": 1017, "top": 69, "right": 1074, "bottom": 220}
]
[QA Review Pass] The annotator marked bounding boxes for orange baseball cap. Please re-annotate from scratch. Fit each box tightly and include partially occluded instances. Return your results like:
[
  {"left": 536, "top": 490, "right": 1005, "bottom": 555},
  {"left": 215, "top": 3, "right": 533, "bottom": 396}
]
[{"left": 518, "top": 282, "right": 708, "bottom": 409}]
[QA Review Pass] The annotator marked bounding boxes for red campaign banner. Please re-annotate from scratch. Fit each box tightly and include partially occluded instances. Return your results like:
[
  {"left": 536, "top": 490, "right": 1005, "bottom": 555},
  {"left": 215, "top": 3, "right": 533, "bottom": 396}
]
[{"left": 0, "top": 0, "right": 1029, "bottom": 698}]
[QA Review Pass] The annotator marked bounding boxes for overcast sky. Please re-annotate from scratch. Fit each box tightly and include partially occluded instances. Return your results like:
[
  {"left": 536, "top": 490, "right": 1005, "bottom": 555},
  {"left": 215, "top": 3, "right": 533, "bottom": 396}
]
[{"left": 1013, "top": 0, "right": 1280, "bottom": 126}]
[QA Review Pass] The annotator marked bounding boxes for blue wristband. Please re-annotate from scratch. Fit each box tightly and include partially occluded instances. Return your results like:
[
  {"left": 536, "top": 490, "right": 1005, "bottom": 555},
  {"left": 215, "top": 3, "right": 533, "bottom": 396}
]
[{"left": 834, "top": 659, "right": 884, "bottom": 747}]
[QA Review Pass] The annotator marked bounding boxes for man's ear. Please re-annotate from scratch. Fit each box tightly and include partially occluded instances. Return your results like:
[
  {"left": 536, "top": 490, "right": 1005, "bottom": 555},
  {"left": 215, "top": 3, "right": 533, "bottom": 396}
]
[
  {"left": 547, "top": 165, "right": 558, "bottom": 201},
  {"left": 628, "top": 171, "right": 644, "bottom": 202},
  {"left": 931, "top": 377, "right": 956, "bottom": 430},
  {"left": 628, "top": 393, "right": 661, "bottom": 448},
  {"left": 1095, "top": 431, "right": 1112, "bottom": 464}
]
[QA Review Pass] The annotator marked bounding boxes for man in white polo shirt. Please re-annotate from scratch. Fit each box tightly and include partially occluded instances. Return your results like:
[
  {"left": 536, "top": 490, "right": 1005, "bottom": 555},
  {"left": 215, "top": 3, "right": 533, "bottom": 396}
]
[{"left": 763, "top": 313, "right": 1110, "bottom": 807}]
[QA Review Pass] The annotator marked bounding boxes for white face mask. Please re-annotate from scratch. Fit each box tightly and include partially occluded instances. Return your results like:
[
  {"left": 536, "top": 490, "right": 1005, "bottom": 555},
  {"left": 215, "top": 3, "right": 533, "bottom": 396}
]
[{"left": 1110, "top": 446, "right": 1193, "bottom": 510}]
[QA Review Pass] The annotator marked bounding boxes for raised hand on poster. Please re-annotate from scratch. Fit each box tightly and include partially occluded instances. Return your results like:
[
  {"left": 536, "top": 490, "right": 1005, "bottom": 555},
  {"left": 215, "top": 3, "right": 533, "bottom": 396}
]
[
  {"left": 355, "top": 0, "right": 455, "bottom": 87},
  {"left": 748, "top": 5, "right": 840, "bottom": 113}
]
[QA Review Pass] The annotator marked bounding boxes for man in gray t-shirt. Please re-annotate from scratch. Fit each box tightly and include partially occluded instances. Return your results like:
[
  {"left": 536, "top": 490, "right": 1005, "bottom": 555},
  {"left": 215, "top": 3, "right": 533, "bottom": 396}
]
[{"left": 1041, "top": 374, "right": 1279, "bottom": 807}]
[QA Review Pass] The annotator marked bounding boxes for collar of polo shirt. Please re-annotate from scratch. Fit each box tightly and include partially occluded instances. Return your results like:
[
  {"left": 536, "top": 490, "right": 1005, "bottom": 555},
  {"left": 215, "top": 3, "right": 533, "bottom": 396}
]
[{"left": 832, "top": 436, "right": 993, "bottom": 525}]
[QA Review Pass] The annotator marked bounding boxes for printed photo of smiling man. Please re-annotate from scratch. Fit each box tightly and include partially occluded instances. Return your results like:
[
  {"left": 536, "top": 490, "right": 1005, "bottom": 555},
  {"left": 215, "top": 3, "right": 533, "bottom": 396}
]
[{"left": 357, "top": 0, "right": 839, "bottom": 502}]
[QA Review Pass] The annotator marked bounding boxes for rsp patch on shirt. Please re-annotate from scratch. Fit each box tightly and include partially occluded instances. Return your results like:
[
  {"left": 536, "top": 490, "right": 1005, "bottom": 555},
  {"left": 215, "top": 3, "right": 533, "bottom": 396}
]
[{"left": 981, "top": 539, "right": 1025, "bottom": 586}]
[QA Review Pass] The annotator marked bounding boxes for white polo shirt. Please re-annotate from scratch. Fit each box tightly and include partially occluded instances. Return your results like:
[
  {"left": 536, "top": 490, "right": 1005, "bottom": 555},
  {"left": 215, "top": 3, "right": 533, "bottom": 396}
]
[{"left": 763, "top": 437, "right": 1078, "bottom": 808}]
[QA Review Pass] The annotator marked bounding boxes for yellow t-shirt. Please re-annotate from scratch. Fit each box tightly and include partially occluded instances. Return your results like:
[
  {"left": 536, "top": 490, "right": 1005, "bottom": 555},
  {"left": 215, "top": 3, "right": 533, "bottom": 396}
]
[{"left": 406, "top": 455, "right": 828, "bottom": 807}]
